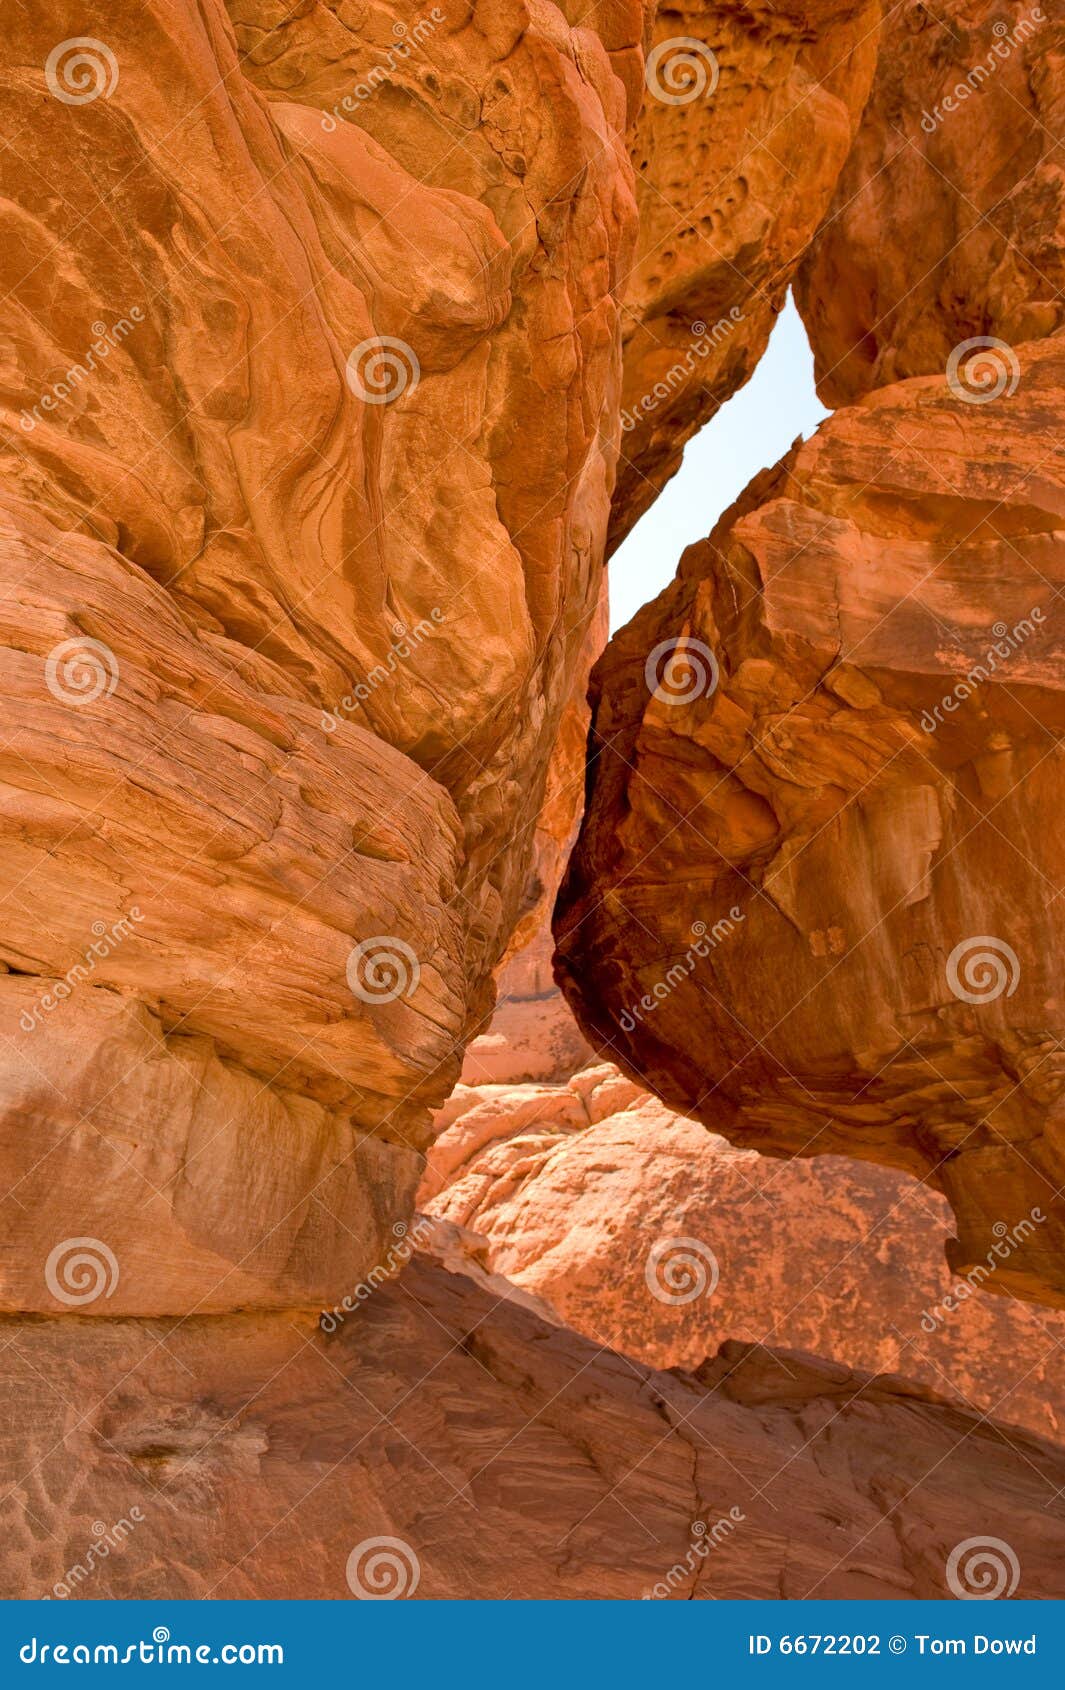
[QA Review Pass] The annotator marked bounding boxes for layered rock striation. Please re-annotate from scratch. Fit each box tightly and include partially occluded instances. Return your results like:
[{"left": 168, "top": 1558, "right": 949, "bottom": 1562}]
[
  {"left": 0, "top": 0, "right": 642, "bottom": 1312},
  {"left": 557, "top": 335, "right": 1065, "bottom": 1306},
  {"left": 3, "top": 1247, "right": 1065, "bottom": 1600},
  {"left": 3, "top": 0, "right": 1065, "bottom": 1607}
]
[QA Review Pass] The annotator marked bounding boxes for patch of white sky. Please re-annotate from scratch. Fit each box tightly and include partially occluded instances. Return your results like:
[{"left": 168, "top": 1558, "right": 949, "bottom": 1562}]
[{"left": 608, "top": 293, "right": 828, "bottom": 632}]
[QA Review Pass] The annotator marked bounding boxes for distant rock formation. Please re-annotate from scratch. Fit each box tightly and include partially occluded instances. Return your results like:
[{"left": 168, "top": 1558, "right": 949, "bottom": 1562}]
[{"left": 425, "top": 1059, "right": 1065, "bottom": 1441}]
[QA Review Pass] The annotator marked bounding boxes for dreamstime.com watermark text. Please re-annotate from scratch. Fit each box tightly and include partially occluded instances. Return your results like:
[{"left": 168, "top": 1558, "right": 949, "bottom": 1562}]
[
  {"left": 320, "top": 1215, "right": 432, "bottom": 1330},
  {"left": 19, "top": 1627, "right": 283, "bottom": 1666},
  {"left": 919, "top": 610, "right": 1045, "bottom": 732},
  {"left": 619, "top": 908, "right": 744, "bottom": 1032},
  {"left": 321, "top": 11, "right": 444, "bottom": 127},
  {"left": 919, "top": 1208, "right": 1046, "bottom": 1332},
  {"left": 621, "top": 309, "right": 745, "bottom": 434},
  {"left": 919, "top": 8, "right": 1045, "bottom": 133},
  {"left": 19, "top": 309, "right": 145, "bottom": 432}
]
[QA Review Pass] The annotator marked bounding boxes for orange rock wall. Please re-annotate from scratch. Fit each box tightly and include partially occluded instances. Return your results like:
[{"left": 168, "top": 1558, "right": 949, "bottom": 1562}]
[
  {"left": 425, "top": 1061, "right": 1065, "bottom": 1440},
  {"left": 559, "top": 329, "right": 1065, "bottom": 1311},
  {"left": 0, "top": 0, "right": 642, "bottom": 1312}
]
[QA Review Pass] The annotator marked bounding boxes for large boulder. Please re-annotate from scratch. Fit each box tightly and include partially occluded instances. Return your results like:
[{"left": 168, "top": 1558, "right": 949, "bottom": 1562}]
[
  {"left": 0, "top": 0, "right": 643, "bottom": 1310},
  {"left": 424, "top": 1061, "right": 1065, "bottom": 1439},
  {"left": 557, "top": 335, "right": 1065, "bottom": 1307}
]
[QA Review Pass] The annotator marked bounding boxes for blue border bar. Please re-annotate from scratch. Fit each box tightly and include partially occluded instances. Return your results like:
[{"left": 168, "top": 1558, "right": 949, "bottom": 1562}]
[{"left": 1, "top": 1601, "right": 1061, "bottom": 1682}]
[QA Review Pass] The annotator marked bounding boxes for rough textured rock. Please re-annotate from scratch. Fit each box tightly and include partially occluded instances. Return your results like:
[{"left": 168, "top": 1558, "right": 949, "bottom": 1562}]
[
  {"left": 3, "top": 1251, "right": 1065, "bottom": 1600},
  {"left": 498, "top": 584, "right": 609, "bottom": 978},
  {"left": 613, "top": 0, "right": 880, "bottom": 547},
  {"left": 5, "top": 0, "right": 1065, "bottom": 1609},
  {"left": 425, "top": 1061, "right": 1065, "bottom": 1440},
  {"left": 557, "top": 334, "right": 1065, "bottom": 1309},
  {"left": 0, "top": 0, "right": 641, "bottom": 1309},
  {"left": 796, "top": 0, "right": 1065, "bottom": 405},
  {"left": 0, "top": 981, "right": 421, "bottom": 1315}
]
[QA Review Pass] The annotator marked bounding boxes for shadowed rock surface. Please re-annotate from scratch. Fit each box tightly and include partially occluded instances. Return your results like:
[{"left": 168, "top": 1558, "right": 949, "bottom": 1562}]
[
  {"left": 557, "top": 336, "right": 1065, "bottom": 1308},
  {"left": 3, "top": 1248, "right": 1065, "bottom": 1600}
]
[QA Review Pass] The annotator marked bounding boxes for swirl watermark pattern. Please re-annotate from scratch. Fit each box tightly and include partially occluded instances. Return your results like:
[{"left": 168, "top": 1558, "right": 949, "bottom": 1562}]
[
  {"left": 346, "top": 336, "right": 420, "bottom": 404},
  {"left": 45, "top": 637, "right": 119, "bottom": 706},
  {"left": 946, "top": 1536, "right": 1020, "bottom": 1600},
  {"left": 946, "top": 336, "right": 1020, "bottom": 404},
  {"left": 645, "top": 37, "right": 719, "bottom": 105},
  {"left": 346, "top": 936, "right": 421, "bottom": 1004},
  {"left": 45, "top": 38, "right": 119, "bottom": 105},
  {"left": 946, "top": 936, "right": 1020, "bottom": 1005},
  {"left": 645, "top": 1236, "right": 719, "bottom": 1306},
  {"left": 645, "top": 636, "right": 719, "bottom": 706},
  {"left": 345, "top": 1536, "right": 421, "bottom": 1599},
  {"left": 44, "top": 1237, "right": 119, "bottom": 1307}
]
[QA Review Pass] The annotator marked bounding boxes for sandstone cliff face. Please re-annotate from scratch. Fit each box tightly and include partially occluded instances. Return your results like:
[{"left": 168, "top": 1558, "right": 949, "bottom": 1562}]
[
  {"left": 3, "top": 1249, "right": 1065, "bottom": 1600},
  {"left": 457, "top": 580, "right": 606, "bottom": 1084},
  {"left": 0, "top": 0, "right": 641, "bottom": 1311},
  {"left": 796, "top": 0, "right": 1065, "bottom": 405},
  {"left": 613, "top": 0, "right": 879, "bottom": 547},
  {"left": 4, "top": 0, "right": 1065, "bottom": 1609},
  {"left": 557, "top": 335, "right": 1065, "bottom": 1308},
  {"left": 425, "top": 1061, "right": 1065, "bottom": 1440}
]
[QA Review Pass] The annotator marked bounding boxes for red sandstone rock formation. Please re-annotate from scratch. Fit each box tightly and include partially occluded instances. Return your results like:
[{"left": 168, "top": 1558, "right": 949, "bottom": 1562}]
[
  {"left": 613, "top": 0, "right": 879, "bottom": 546},
  {"left": 2, "top": 0, "right": 1065, "bottom": 1608},
  {"left": 0, "top": 0, "right": 642, "bottom": 1311},
  {"left": 459, "top": 920, "right": 595, "bottom": 1084},
  {"left": 557, "top": 334, "right": 1065, "bottom": 1308},
  {"left": 796, "top": 0, "right": 1065, "bottom": 405},
  {"left": 425, "top": 1061, "right": 1065, "bottom": 1441},
  {"left": 3, "top": 1248, "right": 1065, "bottom": 1599},
  {"left": 459, "top": 581, "right": 606, "bottom": 1083}
]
